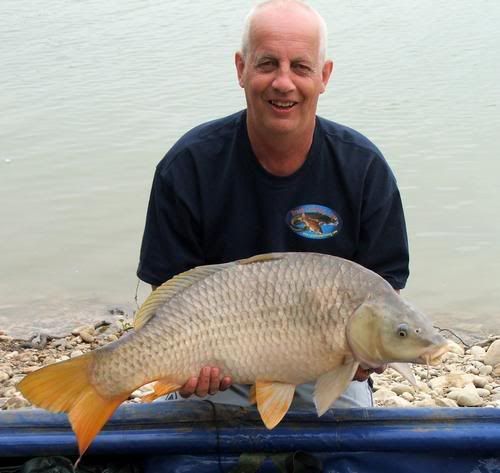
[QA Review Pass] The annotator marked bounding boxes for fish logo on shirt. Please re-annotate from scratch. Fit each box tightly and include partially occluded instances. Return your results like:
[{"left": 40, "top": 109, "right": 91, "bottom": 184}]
[{"left": 286, "top": 204, "right": 342, "bottom": 240}]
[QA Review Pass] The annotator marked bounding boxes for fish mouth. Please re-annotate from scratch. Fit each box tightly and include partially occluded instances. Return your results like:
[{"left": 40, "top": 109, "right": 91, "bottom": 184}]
[{"left": 415, "top": 343, "right": 449, "bottom": 366}]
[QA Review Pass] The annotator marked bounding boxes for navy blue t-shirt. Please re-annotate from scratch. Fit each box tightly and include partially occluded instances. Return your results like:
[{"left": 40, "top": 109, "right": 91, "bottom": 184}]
[{"left": 138, "top": 110, "right": 409, "bottom": 289}]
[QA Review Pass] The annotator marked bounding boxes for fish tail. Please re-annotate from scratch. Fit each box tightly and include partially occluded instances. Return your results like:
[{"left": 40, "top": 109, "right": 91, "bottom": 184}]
[{"left": 17, "top": 353, "right": 129, "bottom": 458}]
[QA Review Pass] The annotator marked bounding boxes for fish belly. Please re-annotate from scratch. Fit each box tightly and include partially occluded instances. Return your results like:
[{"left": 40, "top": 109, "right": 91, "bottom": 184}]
[{"left": 92, "top": 254, "right": 363, "bottom": 395}]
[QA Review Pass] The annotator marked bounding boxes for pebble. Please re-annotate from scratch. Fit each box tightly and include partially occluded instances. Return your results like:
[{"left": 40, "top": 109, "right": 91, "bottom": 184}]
[
  {"left": 484, "top": 340, "right": 500, "bottom": 367},
  {"left": 391, "top": 383, "right": 414, "bottom": 395},
  {"left": 0, "top": 371, "right": 11, "bottom": 383},
  {"left": 479, "top": 365, "right": 493, "bottom": 376},
  {"left": 4, "top": 397, "right": 30, "bottom": 409},
  {"left": 373, "top": 389, "right": 398, "bottom": 402},
  {"left": 435, "top": 397, "right": 458, "bottom": 407},
  {"left": 79, "top": 331, "right": 95, "bottom": 343},
  {"left": 447, "top": 340, "right": 465, "bottom": 355},
  {"left": 401, "top": 392, "right": 415, "bottom": 402},
  {"left": 428, "top": 373, "right": 474, "bottom": 390},
  {"left": 456, "top": 387, "right": 484, "bottom": 407},
  {"left": 72, "top": 325, "right": 96, "bottom": 336},
  {"left": 473, "top": 376, "right": 490, "bottom": 388}
]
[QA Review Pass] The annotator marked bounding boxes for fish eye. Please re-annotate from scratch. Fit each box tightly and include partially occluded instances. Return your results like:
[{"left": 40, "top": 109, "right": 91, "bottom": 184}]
[
  {"left": 415, "top": 328, "right": 422, "bottom": 334},
  {"left": 397, "top": 324, "right": 409, "bottom": 337}
]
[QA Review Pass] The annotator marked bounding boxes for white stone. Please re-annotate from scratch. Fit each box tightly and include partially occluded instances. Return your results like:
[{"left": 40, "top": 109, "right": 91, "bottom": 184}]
[
  {"left": 456, "top": 387, "right": 483, "bottom": 407},
  {"left": 4, "top": 397, "right": 30, "bottom": 409},
  {"left": 373, "top": 389, "right": 398, "bottom": 402},
  {"left": 72, "top": 325, "right": 96, "bottom": 336},
  {"left": 428, "top": 373, "right": 474, "bottom": 390},
  {"left": 79, "top": 331, "right": 95, "bottom": 343},
  {"left": 413, "top": 399, "right": 438, "bottom": 407},
  {"left": 447, "top": 390, "right": 462, "bottom": 401},
  {"left": 470, "top": 346, "right": 486, "bottom": 359},
  {"left": 0, "top": 365, "right": 13, "bottom": 377},
  {"left": 479, "top": 365, "right": 493, "bottom": 376},
  {"left": 435, "top": 397, "right": 458, "bottom": 407},
  {"left": 473, "top": 376, "right": 490, "bottom": 388},
  {"left": 401, "top": 392, "right": 415, "bottom": 402},
  {"left": 382, "top": 396, "right": 412, "bottom": 407},
  {"left": 390, "top": 383, "right": 414, "bottom": 395},
  {"left": 70, "top": 350, "right": 84, "bottom": 358},
  {"left": 484, "top": 340, "right": 500, "bottom": 367},
  {"left": 446, "top": 340, "right": 465, "bottom": 355},
  {"left": 476, "top": 388, "right": 490, "bottom": 397},
  {"left": 493, "top": 364, "right": 500, "bottom": 377},
  {"left": 0, "top": 371, "right": 10, "bottom": 383}
]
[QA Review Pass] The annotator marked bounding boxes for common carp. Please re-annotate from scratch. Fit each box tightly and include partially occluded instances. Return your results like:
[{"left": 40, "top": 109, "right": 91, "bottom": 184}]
[{"left": 18, "top": 252, "right": 448, "bottom": 459}]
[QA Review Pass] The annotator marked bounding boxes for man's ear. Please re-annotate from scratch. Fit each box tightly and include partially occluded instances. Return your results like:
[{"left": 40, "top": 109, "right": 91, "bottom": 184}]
[
  {"left": 320, "top": 59, "right": 334, "bottom": 93},
  {"left": 235, "top": 51, "right": 246, "bottom": 88}
]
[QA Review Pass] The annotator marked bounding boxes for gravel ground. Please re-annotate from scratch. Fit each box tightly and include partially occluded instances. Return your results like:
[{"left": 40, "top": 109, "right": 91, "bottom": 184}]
[{"left": 1, "top": 320, "right": 499, "bottom": 410}]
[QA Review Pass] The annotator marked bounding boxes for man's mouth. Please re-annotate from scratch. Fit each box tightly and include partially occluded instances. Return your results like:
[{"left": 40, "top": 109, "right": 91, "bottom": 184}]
[{"left": 269, "top": 100, "right": 297, "bottom": 110}]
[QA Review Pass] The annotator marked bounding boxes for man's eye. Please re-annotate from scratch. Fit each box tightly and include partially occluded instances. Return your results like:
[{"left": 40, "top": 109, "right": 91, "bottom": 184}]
[
  {"left": 257, "top": 61, "right": 275, "bottom": 71},
  {"left": 293, "top": 64, "right": 312, "bottom": 74}
]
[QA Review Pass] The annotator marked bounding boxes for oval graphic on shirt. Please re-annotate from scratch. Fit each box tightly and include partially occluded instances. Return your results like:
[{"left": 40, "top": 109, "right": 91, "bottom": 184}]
[{"left": 286, "top": 204, "right": 342, "bottom": 240}]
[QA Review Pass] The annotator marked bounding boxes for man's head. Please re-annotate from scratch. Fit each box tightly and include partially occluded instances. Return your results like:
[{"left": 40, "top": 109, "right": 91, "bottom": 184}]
[
  {"left": 241, "top": 0, "right": 328, "bottom": 62},
  {"left": 235, "top": 0, "right": 333, "bottom": 141}
]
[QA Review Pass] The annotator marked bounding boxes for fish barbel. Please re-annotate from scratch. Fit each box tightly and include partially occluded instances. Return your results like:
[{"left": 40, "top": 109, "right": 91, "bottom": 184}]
[{"left": 18, "top": 252, "right": 448, "bottom": 458}]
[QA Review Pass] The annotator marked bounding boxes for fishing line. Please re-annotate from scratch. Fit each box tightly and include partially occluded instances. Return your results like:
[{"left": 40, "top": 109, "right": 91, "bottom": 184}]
[{"left": 134, "top": 278, "right": 141, "bottom": 310}]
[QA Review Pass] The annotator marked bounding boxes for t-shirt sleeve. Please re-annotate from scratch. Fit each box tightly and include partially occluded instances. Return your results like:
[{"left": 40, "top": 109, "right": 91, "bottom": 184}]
[
  {"left": 136, "top": 160, "right": 205, "bottom": 287},
  {"left": 354, "top": 156, "right": 410, "bottom": 290}
]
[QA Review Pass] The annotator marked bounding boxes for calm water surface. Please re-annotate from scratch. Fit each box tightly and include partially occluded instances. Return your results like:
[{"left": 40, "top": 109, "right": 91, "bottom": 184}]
[{"left": 1, "top": 0, "right": 499, "bottom": 337}]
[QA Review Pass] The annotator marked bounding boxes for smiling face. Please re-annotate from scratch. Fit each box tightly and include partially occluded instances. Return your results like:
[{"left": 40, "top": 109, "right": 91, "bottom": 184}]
[{"left": 235, "top": 3, "right": 333, "bottom": 141}]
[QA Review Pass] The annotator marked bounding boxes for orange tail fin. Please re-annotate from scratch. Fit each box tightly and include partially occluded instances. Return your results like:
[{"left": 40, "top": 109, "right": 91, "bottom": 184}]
[{"left": 17, "top": 353, "right": 129, "bottom": 458}]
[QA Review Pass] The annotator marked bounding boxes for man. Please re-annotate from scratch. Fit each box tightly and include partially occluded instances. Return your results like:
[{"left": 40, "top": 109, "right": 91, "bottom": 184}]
[{"left": 137, "top": 0, "right": 408, "bottom": 408}]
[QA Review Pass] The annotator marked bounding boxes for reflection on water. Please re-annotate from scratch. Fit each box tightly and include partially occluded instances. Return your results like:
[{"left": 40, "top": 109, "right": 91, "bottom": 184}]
[{"left": 1, "top": 0, "right": 499, "bottom": 337}]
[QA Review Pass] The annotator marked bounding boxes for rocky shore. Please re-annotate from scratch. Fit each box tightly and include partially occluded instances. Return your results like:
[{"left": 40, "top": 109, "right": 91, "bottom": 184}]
[{"left": 1, "top": 319, "right": 499, "bottom": 410}]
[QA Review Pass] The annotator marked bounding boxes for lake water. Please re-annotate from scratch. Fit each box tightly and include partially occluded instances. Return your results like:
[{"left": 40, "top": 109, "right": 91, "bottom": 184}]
[{"left": 1, "top": 0, "right": 499, "bottom": 338}]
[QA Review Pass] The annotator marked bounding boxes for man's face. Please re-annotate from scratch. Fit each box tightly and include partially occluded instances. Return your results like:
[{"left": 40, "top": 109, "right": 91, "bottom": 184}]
[{"left": 235, "top": 6, "right": 333, "bottom": 139}]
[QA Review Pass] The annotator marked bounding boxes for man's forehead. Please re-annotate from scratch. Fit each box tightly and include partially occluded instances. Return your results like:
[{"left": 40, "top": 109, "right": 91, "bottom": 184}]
[{"left": 247, "top": 6, "right": 322, "bottom": 57}]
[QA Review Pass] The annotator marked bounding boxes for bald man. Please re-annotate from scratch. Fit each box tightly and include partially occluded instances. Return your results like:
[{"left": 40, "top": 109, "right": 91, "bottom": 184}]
[{"left": 138, "top": 0, "right": 409, "bottom": 410}]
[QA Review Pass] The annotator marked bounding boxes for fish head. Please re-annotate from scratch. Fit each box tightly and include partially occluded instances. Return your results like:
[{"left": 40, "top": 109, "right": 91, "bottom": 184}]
[{"left": 347, "top": 300, "right": 448, "bottom": 368}]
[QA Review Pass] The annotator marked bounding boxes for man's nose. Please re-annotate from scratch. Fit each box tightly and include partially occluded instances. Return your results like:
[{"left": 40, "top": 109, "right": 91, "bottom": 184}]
[{"left": 271, "top": 67, "right": 296, "bottom": 94}]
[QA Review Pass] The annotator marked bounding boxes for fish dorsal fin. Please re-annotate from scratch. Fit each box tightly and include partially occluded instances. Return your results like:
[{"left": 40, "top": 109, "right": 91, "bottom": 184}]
[
  {"left": 314, "top": 358, "right": 359, "bottom": 416},
  {"left": 134, "top": 262, "right": 234, "bottom": 329},
  {"left": 237, "top": 253, "right": 286, "bottom": 265},
  {"left": 256, "top": 380, "right": 296, "bottom": 429},
  {"left": 389, "top": 362, "right": 417, "bottom": 386}
]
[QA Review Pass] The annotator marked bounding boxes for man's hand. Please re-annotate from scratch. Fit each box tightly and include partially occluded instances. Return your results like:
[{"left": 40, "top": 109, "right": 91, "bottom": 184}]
[
  {"left": 179, "top": 366, "right": 232, "bottom": 398},
  {"left": 353, "top": 365, "right": 387, "bottom": 382}
]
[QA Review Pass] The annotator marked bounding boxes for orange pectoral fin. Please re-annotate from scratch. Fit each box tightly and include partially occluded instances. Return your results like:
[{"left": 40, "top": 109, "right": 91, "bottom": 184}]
[
  {"left": 141, "top": 379, "right": 182, "bottom": 403},
  {"left": 255, "top": 380, "right": 295, "bottom": 430}
]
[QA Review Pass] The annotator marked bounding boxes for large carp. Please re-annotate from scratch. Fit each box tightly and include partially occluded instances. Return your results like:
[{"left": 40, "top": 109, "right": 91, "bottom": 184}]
[{"left": 18, "top": 252, "right": 448, "bottom": 458}]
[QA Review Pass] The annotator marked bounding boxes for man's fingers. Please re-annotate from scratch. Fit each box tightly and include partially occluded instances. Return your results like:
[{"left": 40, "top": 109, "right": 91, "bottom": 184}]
[
  {"left": 179, "top": 367, "right": 232, "bottom": 398},
  {"left": 220, "top": 376, "right": 232, "bottom": 391},
  {"left": 208, "top": 367, "right": 221, "bottom": 395},
  {"left": 195, "top": 366, "right": 212, "bottom": 397},
  {"left": 179, "top": 377, "right": 198, "bottom": 398}
]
